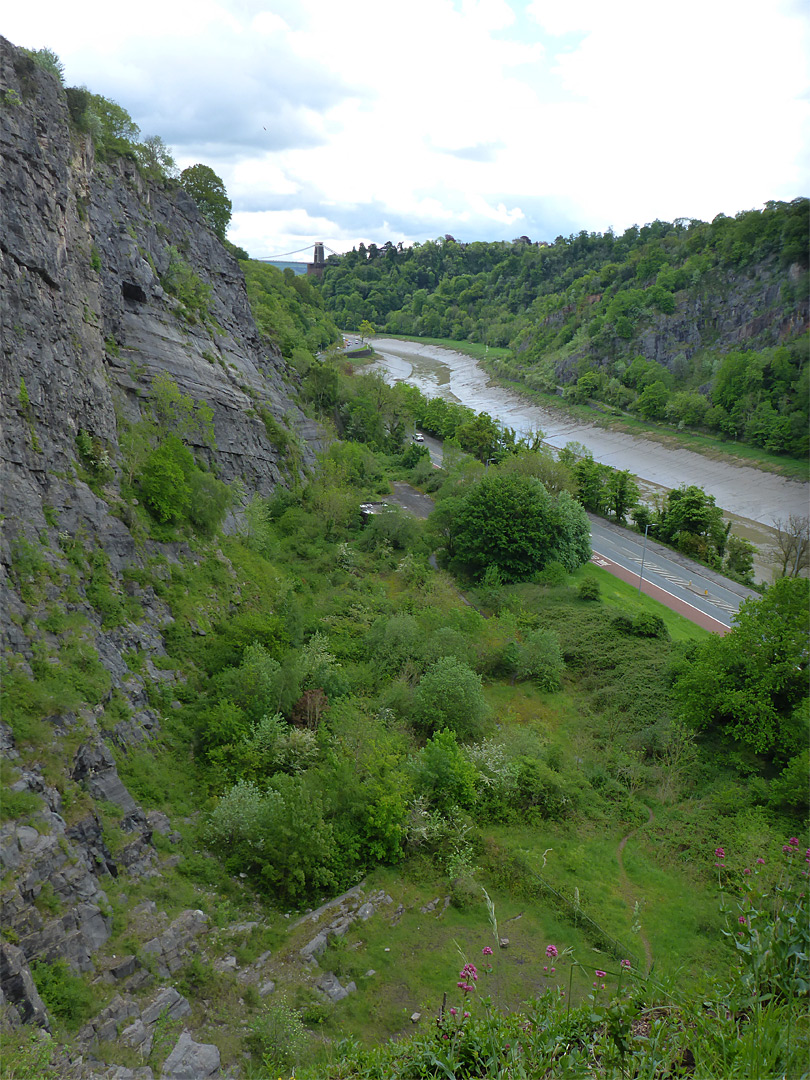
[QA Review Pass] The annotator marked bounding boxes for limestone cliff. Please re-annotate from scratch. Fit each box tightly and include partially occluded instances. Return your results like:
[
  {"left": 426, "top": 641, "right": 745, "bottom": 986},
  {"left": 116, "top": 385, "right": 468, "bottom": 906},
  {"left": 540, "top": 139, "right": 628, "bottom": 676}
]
[
  {"left": 0, "top": 36, "right": 326, "bottom": 1055},
  {"left": 1, "top": 34, "right": 321, "bottom": 578}
]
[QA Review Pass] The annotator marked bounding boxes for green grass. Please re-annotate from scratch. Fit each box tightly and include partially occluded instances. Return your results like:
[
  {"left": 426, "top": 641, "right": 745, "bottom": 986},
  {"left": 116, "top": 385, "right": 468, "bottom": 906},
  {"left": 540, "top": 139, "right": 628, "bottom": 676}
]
[
  {"left": 298, "top": 866, "right": 602, "bottom": 1048},
  {"left": 569, "top": 563, "right": 712, "bottom": 643}
]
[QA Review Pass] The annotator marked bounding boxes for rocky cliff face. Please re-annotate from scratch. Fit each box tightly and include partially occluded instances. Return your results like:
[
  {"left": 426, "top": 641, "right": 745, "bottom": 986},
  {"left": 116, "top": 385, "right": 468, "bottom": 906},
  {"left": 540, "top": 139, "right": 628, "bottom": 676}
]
[
  {"left": 1, "top": 35, "right": 320, "bottom": 569},
  {"left": 0, "top": 35, "right": 326, "bottom": 656},
  {"left": 0, "top": 37, "right": 325, "bottom": 1056}
]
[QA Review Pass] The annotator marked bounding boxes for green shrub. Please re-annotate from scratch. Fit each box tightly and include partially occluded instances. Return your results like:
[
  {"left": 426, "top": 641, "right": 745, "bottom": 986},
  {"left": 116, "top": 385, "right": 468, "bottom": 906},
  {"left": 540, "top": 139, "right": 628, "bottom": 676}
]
[
  {"left": 412, "top": 656, "right": 489, "bottom": 740},
  {"left": 30, "top": 959, "right": 96, "bottom": 1030},
  {"left": 412, "top": 728, "right": 479, "bottom": 814},
  {"left": 206, "top": 775, "right": 336, "bottom": 904},
  {"left": 578, "top": 576, "right": 601, "bottom": 601},
  {"left": 512, "top": 627, "right": 564, "bottom": 690},
  {"left": 187, "top": 471, "right": 232, "bottom": 536},
  {"left": 161, "top": 247, "right": 212, "bottom": 321},
  {"left": 630, "top": 612, "right": 669, "bottom": 639},
  {"left": 139, "top": 436, "right": 195, "bottom": 523},
  {"left": 246, "top": 997, "right": 307, "bottom": 1072}
]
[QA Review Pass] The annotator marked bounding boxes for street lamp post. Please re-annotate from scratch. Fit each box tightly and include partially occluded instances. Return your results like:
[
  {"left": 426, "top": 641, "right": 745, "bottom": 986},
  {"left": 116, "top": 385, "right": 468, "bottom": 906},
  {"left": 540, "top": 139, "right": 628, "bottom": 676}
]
[{"left": 638, "top": 523, "right": 651, "bottom": 595}]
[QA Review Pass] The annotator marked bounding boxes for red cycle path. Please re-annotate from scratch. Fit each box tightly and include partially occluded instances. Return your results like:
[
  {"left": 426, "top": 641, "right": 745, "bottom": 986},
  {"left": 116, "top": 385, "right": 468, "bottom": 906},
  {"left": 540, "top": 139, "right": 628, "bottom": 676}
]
[{"left": 591, "top": 552, "right": 730, "bottom": 636}]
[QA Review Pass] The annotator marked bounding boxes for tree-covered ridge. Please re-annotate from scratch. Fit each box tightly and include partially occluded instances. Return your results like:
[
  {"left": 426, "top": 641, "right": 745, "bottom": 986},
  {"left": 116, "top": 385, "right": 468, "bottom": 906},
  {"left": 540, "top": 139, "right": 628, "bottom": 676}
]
[
  {"left": 241, "top": 261, "right": 341, "bottom": 363},
  {"left": 320, "top": 201, "right": 809, "bottom": 458}
]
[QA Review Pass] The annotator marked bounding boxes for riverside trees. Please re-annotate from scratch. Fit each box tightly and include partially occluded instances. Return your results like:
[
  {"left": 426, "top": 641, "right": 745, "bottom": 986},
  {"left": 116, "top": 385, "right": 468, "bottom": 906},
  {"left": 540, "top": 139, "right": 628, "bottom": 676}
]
[{"left": 319, "top": 202, "right": 809, "bottom": 460}]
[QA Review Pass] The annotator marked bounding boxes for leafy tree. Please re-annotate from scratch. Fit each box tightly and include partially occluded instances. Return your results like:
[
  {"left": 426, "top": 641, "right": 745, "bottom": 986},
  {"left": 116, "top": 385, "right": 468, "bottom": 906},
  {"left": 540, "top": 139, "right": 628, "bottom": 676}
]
[
  {"left": 66, "top": 91, "right": 140, "bottom": 159},
  {"left": 134, "top": 135, "right": 177, "bottom": 180},
  {"left": 674, "top": 577, "right": 809, "bottom": 764},
  {"left": 412, "top": 728, "right": 479, "bottom": 814},
  {"left": 573, "top": 457, "right": 607, "bottom": 514},
  {"left": 604, "top": 468, "right": 639, "bottom": 523},
  {"left": 455, "top": 412, "right": 507, "bottom": 462},
  {"left": 635, "top": 380, "right": 669, "bottom": 420},
  {"left": 21, "top": 47, "right": 64, "bottom": 83},
  {"left": 412, "top": 656, "right": 489, "bottom": 740},
  {"left": 449, "top": 472, "right": 589, "bottom": 582},
  {"left": 139, "top": 436, "right": 195, "bottom": 523},
  {"left": 657, "top": 485, "right": 727, "bottom": 562},
  {"left": 723, "top": 534, "right": 757, "bottom": 585},
  {"left": 180, "top": 164, "right": 232, "bottom": 241},
  {"left": 358, "top": 319, "right": 375, "bottom": 342},
  {"left": 551, "top": 491, "right": 593, "bottom": 571}
]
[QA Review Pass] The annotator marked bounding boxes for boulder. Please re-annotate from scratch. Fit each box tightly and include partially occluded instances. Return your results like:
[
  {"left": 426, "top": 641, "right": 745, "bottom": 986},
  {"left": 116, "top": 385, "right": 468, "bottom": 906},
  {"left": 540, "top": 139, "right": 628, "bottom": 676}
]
[
  {"left": 315, "top": 971, "right": 356, "bottom": 1004},
  {"left": 161, "top": 1031, "right": 220, "bottom": 1078},
  {"left": 0, "top": 941, "right": 50, "bottom": 1029}
]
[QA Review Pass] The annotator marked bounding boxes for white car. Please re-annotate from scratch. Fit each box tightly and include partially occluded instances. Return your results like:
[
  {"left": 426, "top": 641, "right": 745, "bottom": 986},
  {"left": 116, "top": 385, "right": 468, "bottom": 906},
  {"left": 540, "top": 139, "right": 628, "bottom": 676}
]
[{"left": 414, "top": 433, "right": 424, "bottom": 442}]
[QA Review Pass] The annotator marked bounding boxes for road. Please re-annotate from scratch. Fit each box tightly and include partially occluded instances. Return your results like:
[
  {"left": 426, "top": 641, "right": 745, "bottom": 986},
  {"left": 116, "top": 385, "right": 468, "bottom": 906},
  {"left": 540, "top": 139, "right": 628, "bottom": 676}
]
[
  {"left": 404, "top": 434, "right": 755, "bottom": 633},
  {"left": 588, "top": 517, "right": 757, "bottom": 632}
]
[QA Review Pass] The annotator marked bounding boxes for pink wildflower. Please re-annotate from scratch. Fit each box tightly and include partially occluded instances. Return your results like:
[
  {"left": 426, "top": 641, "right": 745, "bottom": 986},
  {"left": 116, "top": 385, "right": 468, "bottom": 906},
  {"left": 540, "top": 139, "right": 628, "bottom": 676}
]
[
  {"left": 543, "top": 966, "right": 548, "bottom": 972},
  {"left": 595, "top": 970, "right": 606, "bottom": 978},
  {"left": 463, "top": 1012, "right": 470, "bottom": 1019},
  {"left": 738, "top": 916, "right": 746, "bottom": 924},
  {"left": 756, "top": 857, "right": 765, "bottom": 864},
  {"left": 789, "top": 837, "right": 799, "bottom": 846},
  {"left": 743, "top": 867, "right": 751, "bottom": 875},
  {"left": 449, "top": 1008, "right": 457, "bottom": 1016},
  {"left": 545, "top": 945, "right": 558, "bottom": 959},
  {"left": 482, "top": 946, "right": 493, "bottom": 956},
  {"left": 550, "top": 967, "right": 555, "bottom": 973},
  {"left": 715, "top": 847, "right": 725, "bottom": 858},
  {"left": 621, "top": 959, "right": 631, "bottom": 969}
]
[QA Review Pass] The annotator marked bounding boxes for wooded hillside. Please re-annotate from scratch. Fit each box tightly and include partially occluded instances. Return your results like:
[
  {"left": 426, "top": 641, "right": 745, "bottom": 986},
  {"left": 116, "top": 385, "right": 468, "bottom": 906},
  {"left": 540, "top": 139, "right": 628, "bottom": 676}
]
[{"left": 321, "top": 202, "right": 809, "bottom": 457}]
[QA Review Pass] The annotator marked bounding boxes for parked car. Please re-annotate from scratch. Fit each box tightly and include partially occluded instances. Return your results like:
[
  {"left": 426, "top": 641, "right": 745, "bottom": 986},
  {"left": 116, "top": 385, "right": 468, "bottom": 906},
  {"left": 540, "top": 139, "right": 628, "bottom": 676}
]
[{"left": 414, "top": 433, "right": 424, "bottom": 442}]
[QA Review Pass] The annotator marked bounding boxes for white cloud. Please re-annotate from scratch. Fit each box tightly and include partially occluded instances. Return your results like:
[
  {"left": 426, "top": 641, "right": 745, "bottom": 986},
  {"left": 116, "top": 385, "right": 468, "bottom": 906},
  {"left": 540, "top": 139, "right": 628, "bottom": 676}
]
[{"left": 4, "top": 0, "right": 807, "bottom": 256}]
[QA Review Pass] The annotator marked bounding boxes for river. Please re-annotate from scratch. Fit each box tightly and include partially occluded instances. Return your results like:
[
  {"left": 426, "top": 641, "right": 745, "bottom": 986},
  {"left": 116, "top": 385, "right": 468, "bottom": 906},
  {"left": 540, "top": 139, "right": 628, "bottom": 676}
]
[{"left": 370, "top": 338, "right": 809, "bottom": 582}]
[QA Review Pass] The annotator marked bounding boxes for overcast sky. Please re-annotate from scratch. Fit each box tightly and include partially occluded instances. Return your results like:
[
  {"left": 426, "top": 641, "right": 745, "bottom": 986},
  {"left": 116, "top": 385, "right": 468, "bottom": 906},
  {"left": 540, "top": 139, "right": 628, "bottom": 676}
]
[{"left": 5, "top": 0, "right": 809, "bottom": 259}]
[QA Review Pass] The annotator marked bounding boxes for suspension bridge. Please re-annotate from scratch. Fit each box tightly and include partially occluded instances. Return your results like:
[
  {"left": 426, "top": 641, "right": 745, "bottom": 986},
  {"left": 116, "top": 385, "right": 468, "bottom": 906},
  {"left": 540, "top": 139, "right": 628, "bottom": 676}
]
[{"left": 255, "top": 242, "right": 338, "bottom": 278}]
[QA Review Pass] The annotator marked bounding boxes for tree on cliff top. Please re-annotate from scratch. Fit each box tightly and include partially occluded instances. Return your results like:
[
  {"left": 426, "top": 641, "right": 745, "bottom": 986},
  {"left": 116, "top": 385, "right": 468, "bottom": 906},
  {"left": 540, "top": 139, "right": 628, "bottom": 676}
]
[{"left": 180, "top": 164, "right": 232, "bottom": 242}]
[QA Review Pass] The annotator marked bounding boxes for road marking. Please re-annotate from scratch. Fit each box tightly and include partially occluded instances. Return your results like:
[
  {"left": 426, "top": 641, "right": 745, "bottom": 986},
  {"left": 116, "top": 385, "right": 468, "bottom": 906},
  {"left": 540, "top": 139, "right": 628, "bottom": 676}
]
[
  {"left": 599, "top": 550, "right": 738, "bottom": 615},
  {"left": 591, "top": 549, "right": 731, "bottom": 633}
]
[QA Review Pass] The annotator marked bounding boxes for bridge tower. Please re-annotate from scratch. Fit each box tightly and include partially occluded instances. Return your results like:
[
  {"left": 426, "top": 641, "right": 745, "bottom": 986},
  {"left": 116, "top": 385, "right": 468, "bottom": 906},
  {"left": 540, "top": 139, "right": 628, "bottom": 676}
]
[{"left": 307, "top": 242, "right": 326, "bottom": 278}]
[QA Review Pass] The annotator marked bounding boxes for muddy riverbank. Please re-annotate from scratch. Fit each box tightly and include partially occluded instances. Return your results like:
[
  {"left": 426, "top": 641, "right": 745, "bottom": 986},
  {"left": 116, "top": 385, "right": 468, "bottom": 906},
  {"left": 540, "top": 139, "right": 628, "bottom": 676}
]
[{"left": 370, "top": 338, "right": 809, "bottom": 583}]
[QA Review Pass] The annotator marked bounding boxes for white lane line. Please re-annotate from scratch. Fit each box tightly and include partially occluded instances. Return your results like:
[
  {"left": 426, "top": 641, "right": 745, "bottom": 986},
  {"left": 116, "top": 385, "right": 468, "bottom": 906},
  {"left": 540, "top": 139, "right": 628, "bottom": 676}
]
[
  {"left": 592, "top": 550, "right": 732, "bottom": 630},
  {"left": 597, "top": 548, "right": 738, "bottom": 614}
]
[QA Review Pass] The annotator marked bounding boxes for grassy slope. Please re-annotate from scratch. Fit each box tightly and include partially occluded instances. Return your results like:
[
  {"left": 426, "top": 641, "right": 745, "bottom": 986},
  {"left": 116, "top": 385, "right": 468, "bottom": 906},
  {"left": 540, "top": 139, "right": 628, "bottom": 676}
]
[{"left": 2, "top": 459, "right": 797, "bottom": 1076}]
